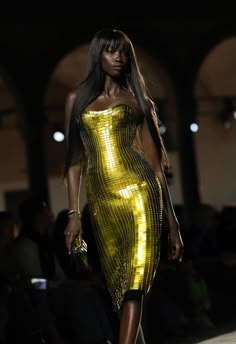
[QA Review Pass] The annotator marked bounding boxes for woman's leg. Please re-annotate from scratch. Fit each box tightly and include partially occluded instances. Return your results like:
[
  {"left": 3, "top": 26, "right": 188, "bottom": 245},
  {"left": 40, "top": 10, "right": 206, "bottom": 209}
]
[{"left": 118, "top": 291, "right": 145, "bottom": 344}]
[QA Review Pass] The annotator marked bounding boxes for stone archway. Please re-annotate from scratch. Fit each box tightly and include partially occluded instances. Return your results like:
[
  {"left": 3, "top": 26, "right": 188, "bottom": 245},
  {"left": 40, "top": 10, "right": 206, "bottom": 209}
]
[{"left": 194, "top": 37, "right": 236, "bottom": 208}]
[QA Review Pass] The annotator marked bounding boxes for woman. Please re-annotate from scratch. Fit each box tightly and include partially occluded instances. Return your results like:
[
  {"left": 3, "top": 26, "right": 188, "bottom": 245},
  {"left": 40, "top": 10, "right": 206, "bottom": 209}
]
[{"left": 64, "top": 28, "right": 183, "bottom": 344}]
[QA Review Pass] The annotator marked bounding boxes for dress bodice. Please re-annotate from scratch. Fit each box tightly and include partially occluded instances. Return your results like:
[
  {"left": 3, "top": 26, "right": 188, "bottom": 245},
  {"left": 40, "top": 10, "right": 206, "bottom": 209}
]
[
  {"left": 81, "top": 104, "right": 137, "bottom": 150},
  {"left": 80, "top": 104, "right": 141, "bottom": 172}
]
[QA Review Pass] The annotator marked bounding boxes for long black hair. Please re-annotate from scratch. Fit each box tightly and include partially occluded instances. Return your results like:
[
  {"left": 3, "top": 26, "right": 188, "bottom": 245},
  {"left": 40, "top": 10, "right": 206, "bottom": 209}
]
[{"left": 64, "top": 29, "right": 169, "bottom": 176}]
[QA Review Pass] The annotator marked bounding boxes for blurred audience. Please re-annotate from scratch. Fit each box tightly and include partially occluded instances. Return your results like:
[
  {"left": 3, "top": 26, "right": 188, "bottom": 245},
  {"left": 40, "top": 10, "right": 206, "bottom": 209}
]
[
  {"left": 16, "top": 198, "right": 66, "bottom": 282},
  {"left": 0, "top": 211, "right": 20, "bottom": 344},
  {"left": 218, "top": 205, "right": 236, "bottom": 267},
  {"left": 0, "top": 204, "right": 66, "bottom": 344}
]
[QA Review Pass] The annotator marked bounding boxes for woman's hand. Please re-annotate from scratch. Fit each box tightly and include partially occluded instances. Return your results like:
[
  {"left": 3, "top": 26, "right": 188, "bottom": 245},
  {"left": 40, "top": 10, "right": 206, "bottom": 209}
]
[
  {"left": 64, "top": 213, "right": 83, "bottom": 254},
  {"left": 168, "top": 222, "right": 184, "bottom": 262}
]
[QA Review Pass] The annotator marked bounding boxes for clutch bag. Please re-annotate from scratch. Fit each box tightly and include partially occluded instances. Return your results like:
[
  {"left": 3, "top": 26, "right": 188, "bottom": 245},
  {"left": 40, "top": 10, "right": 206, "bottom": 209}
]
[{"left": 71, "top": 235, "right": 90, "bottom": 270}]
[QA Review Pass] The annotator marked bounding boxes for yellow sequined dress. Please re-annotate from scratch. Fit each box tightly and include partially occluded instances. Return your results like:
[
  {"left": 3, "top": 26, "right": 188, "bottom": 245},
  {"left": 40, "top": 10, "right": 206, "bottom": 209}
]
[{"left": 80, "top": 104, "right": 163, "bottom": 310}]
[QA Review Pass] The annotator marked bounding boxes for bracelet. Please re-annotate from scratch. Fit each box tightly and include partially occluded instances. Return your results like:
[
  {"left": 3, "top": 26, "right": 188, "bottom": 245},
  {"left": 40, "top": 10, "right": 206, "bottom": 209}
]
[{"left": 68, "top": 209, "right": 81, "bottom": 217}]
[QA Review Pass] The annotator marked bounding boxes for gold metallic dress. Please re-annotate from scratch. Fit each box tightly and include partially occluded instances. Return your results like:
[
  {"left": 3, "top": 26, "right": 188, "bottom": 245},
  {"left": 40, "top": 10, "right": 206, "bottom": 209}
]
[{"left": 80, "top": 104, "right": 163, "bottom": 310}]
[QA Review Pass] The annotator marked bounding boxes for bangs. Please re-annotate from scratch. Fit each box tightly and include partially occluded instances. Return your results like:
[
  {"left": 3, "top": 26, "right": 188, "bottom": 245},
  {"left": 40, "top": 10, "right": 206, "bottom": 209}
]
[
  {"left": 101, "top": 30, "right": 131, "bottom": 55},
  {"left": 104, "top": 38, "right": 130, "bottom": 54}
]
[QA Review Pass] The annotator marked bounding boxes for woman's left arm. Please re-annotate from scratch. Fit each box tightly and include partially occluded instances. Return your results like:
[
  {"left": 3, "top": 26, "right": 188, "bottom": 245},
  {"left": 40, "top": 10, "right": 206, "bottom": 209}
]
[{"left": 140, "top": 117, "right": 184, "bottom": 261}]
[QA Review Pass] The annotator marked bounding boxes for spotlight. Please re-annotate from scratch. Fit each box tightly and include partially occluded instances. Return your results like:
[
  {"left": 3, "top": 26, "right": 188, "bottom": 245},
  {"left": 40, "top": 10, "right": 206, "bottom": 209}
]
[
  {"left": 159, "top": 124, "right": 167, "bottom": 135},
  {"left": 190, "top": 122, "right": 199, "bottom": 133},
  {"left": 53, "top": 130, "right": 64, "bottom": 142}
]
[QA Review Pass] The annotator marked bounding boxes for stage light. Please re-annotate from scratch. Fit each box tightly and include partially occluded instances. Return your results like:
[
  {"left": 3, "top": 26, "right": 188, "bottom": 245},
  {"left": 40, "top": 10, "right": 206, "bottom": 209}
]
[
  {"left": 223, "top": 120, "right": 232, "bottom": 129},
  {"left": 190, "top": 122, "right": 199, "bottom": 132},
  {"left": 53, "top": 130, "right": 64, "bottom": 142},
  {"left": 159, "top": 124, "right": 166, "bottom": 135}
]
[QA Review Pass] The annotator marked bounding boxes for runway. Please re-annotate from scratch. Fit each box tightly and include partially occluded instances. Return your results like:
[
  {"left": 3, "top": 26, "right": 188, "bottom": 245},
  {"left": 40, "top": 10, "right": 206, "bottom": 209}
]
[{"left": 197, "top": 330, "right": 236, "bottom": 343}]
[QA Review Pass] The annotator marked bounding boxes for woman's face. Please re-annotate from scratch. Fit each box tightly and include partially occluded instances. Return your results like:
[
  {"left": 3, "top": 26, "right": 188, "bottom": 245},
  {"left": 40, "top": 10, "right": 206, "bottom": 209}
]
[{"left": 101, "top": 43, "right": 129, "bottom": 78}]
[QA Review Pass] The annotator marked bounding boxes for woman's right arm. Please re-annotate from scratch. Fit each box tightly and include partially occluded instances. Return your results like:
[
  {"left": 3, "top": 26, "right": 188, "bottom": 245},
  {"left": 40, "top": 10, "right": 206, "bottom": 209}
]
[{"left": 64, "top": 93, "right": 83, "bottom": 254}]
